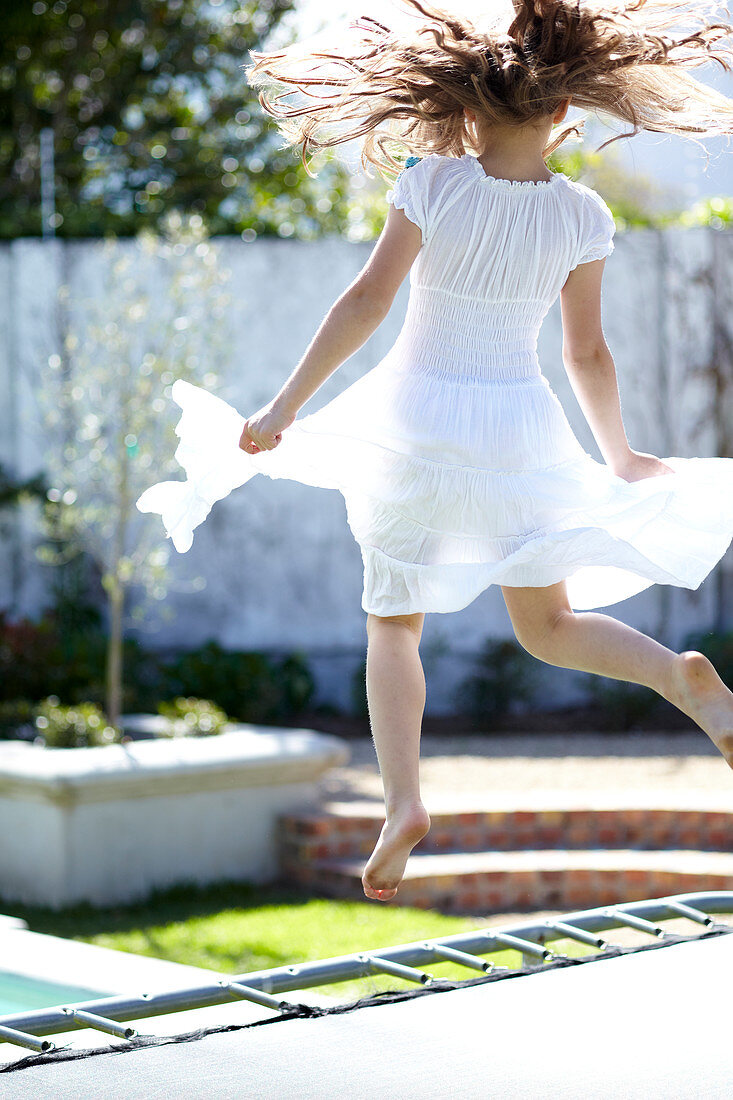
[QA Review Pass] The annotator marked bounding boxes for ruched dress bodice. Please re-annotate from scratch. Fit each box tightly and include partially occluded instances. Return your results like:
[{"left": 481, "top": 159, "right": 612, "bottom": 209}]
[{"left": 393, "top": 285, "right": 547, "bottom": 384}]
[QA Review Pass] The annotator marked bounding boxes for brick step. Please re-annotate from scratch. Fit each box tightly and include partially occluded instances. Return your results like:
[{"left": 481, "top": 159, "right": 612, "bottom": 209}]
[
  {"left": 278, "top": 792, "right": 733, "bottom": 865},
  {"left": 310, "top": 848, "right": 733, "bottom": 914}
]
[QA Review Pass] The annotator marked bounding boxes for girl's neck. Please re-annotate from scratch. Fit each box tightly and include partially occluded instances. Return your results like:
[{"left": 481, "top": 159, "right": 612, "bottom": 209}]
[
  {"left": 474, "top": 150, "right": 553, "bottom": 184},
  {"left": 472, "top": 120, "right": 555, "bottom": 185}
]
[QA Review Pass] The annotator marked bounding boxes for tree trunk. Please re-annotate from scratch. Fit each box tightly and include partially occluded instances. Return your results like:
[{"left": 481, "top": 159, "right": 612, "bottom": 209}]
[
  {"left": 106, "top": 395, "right": 132, "bottom": 729},
  {"left": 106, "top": 580, "right": 124, "bottom": 729}
]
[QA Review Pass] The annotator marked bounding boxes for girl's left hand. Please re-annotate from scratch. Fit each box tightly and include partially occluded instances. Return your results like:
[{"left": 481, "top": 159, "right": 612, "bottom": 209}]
[
  {"left": 239, "top": 400, "right": 296, "bottom": 454},
  {"left": 612, "top": 449, "right": 674, "bottom": 483}
]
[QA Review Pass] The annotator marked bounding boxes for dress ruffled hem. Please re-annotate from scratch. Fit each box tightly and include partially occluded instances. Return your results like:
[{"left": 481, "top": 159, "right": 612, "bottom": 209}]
[
  {"left": 360, "top": 516, "right": 729, "bottom": 615},
  {"left": 136, "top": 379, "right": 733, "bottom": 614}
]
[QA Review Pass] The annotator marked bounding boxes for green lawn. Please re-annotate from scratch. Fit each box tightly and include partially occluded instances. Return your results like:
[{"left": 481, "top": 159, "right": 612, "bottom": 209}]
[{"left": 0, "top": 880, "right": 609, "bottom": 1003}]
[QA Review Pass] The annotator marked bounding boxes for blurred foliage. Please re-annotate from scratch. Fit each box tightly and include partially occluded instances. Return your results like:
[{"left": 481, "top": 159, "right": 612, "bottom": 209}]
[
  {"left": 454, "top": 638, "right": 536, "bottom": 724},
  {"left": 2, "top": 0, "right": 729, "bottom": 242},
  {"left": 558, "top": 146, "right": 733, "bottom": 231},
  {"left": 674, "top": 194, "right": 733, "bottom": 229},
  {"left": 0, "top": 462, "right": 48, "bottom": 508},
  {"left": 0, "top": 461, "right": 107, "bottom": 641},
  {"left": 1, "top": 0, "right": 359, "bottom": 240},
  {"left": 350, "top": 656, "right": 369, "bottom": 719},
  {"left": 41, "top": 540, "right": 106, "bottom": 638},
  {"left": 0, "top": 699, "right": 36, "bottom": 740},
  {"left": 163, "top": 640, "right": 315, "bottom": 722},
  {"left": 0, "top": 607, "right": 316, "bottom": 724},
  {"left": 586, "top": 677, "right": 663, "bottom": 732},
  {"left": 0, "top": 609, "right": 159, "bottom": 711},
  {"left": 156, "top": 696, "right": 229, "bottom": 736},
  {"left": 33, "top": 694, "right": 121, "bottom": 747}
]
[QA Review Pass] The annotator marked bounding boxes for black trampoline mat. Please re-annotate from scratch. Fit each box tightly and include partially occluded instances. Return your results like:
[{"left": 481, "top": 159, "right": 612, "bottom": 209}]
[{"left": 2, "top": 928, "right": 731, "bottom": 1098}]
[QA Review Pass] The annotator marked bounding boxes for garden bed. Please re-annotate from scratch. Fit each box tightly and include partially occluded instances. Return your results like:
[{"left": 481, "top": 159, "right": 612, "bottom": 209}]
[{"left": 0, "top": 724, "right": 349, "bottom": 910}]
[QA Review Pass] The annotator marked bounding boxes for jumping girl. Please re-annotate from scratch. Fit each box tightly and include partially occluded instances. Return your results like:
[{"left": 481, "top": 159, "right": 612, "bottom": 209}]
[{"left": 138, "top": 0, "right": 733, "bottom": 902}]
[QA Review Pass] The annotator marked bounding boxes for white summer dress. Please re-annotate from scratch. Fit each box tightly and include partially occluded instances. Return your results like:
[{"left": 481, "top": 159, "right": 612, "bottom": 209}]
[{"left": 137, "top": 152, "right": 733, "bottom": 615}]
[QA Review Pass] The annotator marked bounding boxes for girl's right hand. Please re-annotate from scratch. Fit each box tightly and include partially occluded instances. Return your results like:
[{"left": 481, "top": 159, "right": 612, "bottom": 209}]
[
  {"left": 612, "top": 449, "right": 674, "bottom": 483},
  {"left": 239, "top": 400, "right": 296, "bottom": 454}
]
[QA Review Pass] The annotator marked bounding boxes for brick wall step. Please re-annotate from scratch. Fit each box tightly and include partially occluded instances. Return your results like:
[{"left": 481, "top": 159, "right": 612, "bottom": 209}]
[
  {"left": 306, "top": 848, "right": 733, "bottom": 914},
  {"left": 325, "top": 847, "right": 733, "bottom": 878},
  {"left": 278, "top": 795, "right": 733, "bottom": 864}
]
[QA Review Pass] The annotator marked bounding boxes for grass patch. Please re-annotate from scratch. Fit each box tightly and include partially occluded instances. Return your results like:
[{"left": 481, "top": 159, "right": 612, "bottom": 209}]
[
  {"left": 0, "top": 879, "right": 590, "bottom": 1001},
  {"left": 4, "top": 880, "right": 713, "bottom": 1003}
]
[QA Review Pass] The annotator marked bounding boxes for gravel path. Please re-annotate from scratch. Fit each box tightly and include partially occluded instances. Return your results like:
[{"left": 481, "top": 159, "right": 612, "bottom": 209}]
[{"left": 317, "top": 730, "right": 732, "bottom": 804}]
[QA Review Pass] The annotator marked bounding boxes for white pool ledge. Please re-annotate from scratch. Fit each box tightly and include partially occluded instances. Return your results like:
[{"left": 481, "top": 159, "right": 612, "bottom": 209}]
[
  {"left": 0, "top": 923, "right": 337, "bottom": 1064},
  {"left": 0, "top": 725, "right": 350, "bottom": 909}
]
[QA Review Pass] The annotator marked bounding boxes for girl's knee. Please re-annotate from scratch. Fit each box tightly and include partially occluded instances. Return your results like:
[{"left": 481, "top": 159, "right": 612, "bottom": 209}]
[
  {"left": 516, "top": 609, "right": 572, "bottom": 661},
  {"left": 501, "top": 582, "right": 572, "bottom": 657}
]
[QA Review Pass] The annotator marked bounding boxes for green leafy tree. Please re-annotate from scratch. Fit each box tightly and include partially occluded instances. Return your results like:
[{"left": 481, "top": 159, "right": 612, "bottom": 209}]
[
  {"left": 1, "top": 0, "right": 356, "bottom": 239},
  {"left": 4, "top": 2, "right": 729, "bottom": 242},
  {"left": 37, "top": 211, "right": 232, "bottom": 727}
]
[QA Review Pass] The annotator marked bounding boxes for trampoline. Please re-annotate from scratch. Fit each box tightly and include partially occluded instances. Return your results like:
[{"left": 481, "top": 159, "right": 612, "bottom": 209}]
[{"left": 1, "top": 891, "right": 731, "bottom": 1098}]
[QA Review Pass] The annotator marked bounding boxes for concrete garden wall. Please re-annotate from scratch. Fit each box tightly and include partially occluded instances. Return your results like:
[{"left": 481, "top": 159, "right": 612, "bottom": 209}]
[
  {"left": 0, "top": 725, "right": 348, "bottom": 907},
  {"left": 1, "top": 227, "right": 732, "bottom": 713}
]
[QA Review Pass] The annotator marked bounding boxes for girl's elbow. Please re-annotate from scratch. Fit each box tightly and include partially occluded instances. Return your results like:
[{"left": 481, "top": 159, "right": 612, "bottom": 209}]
[
  {"left": 344, "top": 282, "right": 394, "bottom": 323},
  {"left": 562, "top": 338, "right": 610, "bottom": 369}
]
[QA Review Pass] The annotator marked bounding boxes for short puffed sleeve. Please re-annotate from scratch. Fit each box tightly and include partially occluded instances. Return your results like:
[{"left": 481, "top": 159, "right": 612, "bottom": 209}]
[
  {"left": 575, "top": 188, "right": 616, "bottom": 267},
  {"left": 386, "top": 156, "right": 431, "bottom": 245}
]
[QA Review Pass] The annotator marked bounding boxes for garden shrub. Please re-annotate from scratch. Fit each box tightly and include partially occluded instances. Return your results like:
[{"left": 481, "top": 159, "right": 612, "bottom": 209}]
[
  {"left": 33, "top": 696, "right": 121, "bottom": 748},
  {"left": 160, "top": 641, "right": 315, "bottom": 723},
  {"left": 0, "top": 611, "right": 316, "bottom": 721},
  {"left": 455, "top": 638, "right": 536, "bottom": 723},
  {"left": 586, "top": 676, "right": 663, "bottom": 730},
  {"left": 0, "top": 700, "right": 36, "bottom": 741},
  {"left": 0, "top": 610, "right": 166, "bottom": 712},
  {"left": 276, "top": 651, "right": 317, "bottom": 715},
  {"left": 0, "top": 612, "right": 59, "bottom": 702},
  {"left": 156, "top": 697, "right": 229, "bottom": 737},
  {"left": 350, "top": 657, "right": 369, "bottom": 718}
]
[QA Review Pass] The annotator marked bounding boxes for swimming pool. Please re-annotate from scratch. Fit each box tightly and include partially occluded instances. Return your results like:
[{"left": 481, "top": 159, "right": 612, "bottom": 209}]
[{"left": 0, "top": 969, "right": 106, "bottom": 1015}]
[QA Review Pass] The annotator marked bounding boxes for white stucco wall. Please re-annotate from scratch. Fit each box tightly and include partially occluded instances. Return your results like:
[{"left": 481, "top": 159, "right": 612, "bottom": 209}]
[{"left": 1, "top": 227, "right": 731, "bottom": 713}]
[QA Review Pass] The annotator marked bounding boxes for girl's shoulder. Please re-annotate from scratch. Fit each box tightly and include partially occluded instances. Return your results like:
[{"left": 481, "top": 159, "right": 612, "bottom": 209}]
[
  {"left": 561, "top": 175, "right": 615, "bottom": 221},
  {"left": 386, "top": 154, "right": 465, "bottom": 245},
  {"left": 393, "top": 152, "right": 458, "bottom": 181},
  {"left": 389, "top": 153, "right": 478, "bottom": 205},
  {"left": 387, "top": 153, "right": 464, "bottom": 205},
  {"left": 564, "top": 179, "right": 617, "bottom": 265}
]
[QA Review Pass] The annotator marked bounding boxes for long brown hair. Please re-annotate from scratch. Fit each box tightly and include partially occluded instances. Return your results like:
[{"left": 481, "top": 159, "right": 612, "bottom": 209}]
[{"left": 246, "top": 0, "right": 733, "bottom": 179}]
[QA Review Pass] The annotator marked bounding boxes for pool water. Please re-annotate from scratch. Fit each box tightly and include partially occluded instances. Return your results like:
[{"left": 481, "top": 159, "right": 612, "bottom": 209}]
[{"left": 0, "top": 970, "right": 106, "bottom": 1015}]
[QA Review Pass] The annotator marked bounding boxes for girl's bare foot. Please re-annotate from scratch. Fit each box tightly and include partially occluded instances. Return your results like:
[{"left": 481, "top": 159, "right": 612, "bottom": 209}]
[
  {"left": 362, "top": 803, "right": 431, "bottom": 901},
  {"left": 666, "top": 651, "right": 733, "bottom": 767}
]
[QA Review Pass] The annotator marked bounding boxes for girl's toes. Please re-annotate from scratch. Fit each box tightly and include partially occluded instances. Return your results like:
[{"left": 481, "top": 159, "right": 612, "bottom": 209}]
[{"left": 362, "top": 878, "right": 398, "bottom": 901}]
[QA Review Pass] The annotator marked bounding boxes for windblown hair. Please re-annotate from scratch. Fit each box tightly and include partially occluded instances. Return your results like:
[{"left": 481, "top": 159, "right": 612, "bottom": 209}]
[{"left": 246, "top": 0, "right": 733, "bottom": 179}]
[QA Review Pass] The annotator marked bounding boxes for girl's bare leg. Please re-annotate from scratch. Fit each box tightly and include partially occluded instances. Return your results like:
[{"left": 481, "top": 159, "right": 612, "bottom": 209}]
[
  {"left": 501, "top": 581, "right": 733, "bottom": 764},
  {"left": 361, "top": 612, "right": 431, "bottom": 901}
]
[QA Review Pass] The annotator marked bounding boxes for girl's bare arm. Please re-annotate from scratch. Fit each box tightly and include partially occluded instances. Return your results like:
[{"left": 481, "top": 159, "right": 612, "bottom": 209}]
[
  {"left": 239, "top": 206, "right": 422, "bottom": 454},
  {"left": 560, "top": 258, "right": 672, "bottom": 481}
]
